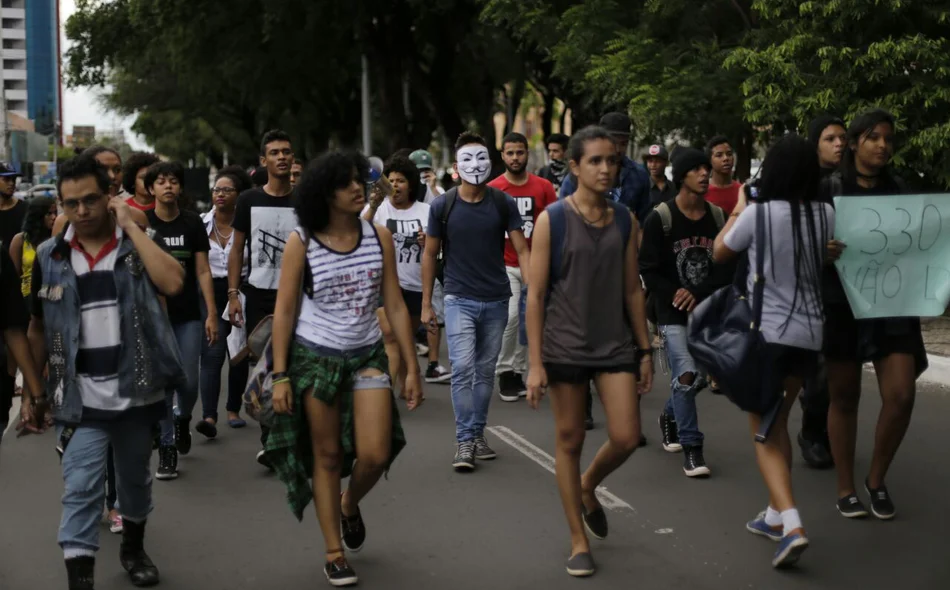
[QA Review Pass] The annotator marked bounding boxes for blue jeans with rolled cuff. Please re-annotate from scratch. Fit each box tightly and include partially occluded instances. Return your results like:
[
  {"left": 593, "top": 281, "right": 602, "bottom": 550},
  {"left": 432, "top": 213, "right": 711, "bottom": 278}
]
[{"left": 660, "top": 324, "right": 705, "bottom": 447}]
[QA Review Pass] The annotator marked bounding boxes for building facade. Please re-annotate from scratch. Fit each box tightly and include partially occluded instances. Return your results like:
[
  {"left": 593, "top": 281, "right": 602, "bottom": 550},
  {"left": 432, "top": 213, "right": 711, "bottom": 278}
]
[{"left": 1, "top": 0, "right": 60, "bottom": 138}]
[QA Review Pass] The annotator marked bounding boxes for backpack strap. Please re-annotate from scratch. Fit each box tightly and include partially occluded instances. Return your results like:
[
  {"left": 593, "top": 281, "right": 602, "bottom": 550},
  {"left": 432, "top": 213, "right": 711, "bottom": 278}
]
[
  {"left": 489, "top": 188, "right": 509, "bottom": 234},
  {"left": 710, "top": 204, "right": 726, "bottom": 229},
  {"left": 439, "top": 187, "right": 458, "bottom": 261},
  {"left": 655, "top": 201, "right": 673, "bottom": 235},
  {"left": 547, "top": 200, "right": 567, "bottom": 287},
  {"left": 608, "top": 201, "right": 633, "bottom": 248}
]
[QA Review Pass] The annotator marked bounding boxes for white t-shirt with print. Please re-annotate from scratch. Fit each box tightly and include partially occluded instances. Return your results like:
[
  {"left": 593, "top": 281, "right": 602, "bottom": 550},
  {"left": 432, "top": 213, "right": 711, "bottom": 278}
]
[{"left": 366, "top": 199, "right": 430, "bottom": 292}]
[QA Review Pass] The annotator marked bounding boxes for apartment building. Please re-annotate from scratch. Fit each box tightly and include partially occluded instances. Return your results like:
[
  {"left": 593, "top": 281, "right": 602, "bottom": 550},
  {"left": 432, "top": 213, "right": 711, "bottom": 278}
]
[{"left": 1, "top": 0, "right": 61, "bottom": 136}]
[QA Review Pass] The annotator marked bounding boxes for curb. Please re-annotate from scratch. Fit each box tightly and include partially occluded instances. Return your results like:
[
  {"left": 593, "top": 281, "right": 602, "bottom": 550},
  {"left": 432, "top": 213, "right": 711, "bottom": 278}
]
[{"left": 919, "top": 354, "right": 950, "bottom": 387}]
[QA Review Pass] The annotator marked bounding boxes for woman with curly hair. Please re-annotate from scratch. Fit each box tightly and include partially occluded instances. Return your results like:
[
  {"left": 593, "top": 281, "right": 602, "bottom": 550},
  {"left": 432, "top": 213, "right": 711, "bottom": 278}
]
[{"left": 267, "top": 151, "right": 423, "bottom": 587}]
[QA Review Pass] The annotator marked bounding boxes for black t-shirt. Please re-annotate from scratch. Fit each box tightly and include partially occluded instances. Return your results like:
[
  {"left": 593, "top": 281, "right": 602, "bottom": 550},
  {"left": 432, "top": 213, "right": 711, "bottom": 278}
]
[
  {"left": 639, "top": 199, "right": 735, "bottom": 326},
  {"left": 0, "top": 199, "right": 27, "bottom": 252},
  {"left": 146, "top": 210, "right": 210, "bottom": 324},
  {"left": 232, "top": 188, "right": 297, "bottom": 293}
]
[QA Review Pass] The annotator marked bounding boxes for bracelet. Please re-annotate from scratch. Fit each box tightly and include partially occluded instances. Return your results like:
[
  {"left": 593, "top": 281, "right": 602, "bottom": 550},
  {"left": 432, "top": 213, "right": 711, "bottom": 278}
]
[
  {"left": 272, "top": 377, "right": 291, "bottom": 385},
  {"left": 272, "top": 371, "right": 288, "bottom": 381},
  {"left": 227, "top": 289, "right": 241, "bottom": 297}
]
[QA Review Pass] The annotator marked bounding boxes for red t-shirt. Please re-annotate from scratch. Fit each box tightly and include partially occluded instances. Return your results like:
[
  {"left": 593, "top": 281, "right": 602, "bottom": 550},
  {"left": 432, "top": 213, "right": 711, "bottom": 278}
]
[
  {"left": 488, "top": 173, "right": 558, "bottom": 267},
  {"left": 126, "top": 196, "right": 155, "bottom": 211},
  {"left": 705, "top": 181, "right": 741, "bottom": 215}
]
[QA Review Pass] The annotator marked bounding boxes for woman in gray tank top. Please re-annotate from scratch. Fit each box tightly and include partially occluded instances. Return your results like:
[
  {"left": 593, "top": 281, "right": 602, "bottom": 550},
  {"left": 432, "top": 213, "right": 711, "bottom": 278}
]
[{"left": 523, "top": 126, "right": 654, "bottom": 578}]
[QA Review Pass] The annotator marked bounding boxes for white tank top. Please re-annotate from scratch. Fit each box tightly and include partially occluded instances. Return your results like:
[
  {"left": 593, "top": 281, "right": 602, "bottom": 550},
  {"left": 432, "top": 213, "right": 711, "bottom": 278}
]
[{"left": 294, "top": 220, "right": 383, "bottom": 351}]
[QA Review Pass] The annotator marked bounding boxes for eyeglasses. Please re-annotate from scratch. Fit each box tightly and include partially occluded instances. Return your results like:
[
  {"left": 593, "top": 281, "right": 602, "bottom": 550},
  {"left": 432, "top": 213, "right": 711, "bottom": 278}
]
[
  {"left": 212, "top": 187, "right": 237, "bottom": 195},
  {"left": 61, "top": 194, "right": 105, "bottom": 211}
]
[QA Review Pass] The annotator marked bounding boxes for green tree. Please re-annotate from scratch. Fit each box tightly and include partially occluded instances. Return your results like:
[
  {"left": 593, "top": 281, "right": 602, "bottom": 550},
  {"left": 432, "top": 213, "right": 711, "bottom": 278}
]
[{"left": 725, "top": 0, "right": 950, "bottom": 189}]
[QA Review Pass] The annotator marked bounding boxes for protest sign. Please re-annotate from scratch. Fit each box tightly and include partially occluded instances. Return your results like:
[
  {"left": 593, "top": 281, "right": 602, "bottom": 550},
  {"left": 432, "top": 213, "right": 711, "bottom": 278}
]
[{"left": 834, "top": 194, "right": 950, "bottom": 319}]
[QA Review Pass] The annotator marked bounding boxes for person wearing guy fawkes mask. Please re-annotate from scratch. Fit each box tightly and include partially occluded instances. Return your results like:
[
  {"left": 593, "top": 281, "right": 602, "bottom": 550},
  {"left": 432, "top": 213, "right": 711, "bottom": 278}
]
[{"left": 421, "top": 132, "right": 530, "bottom": 472}]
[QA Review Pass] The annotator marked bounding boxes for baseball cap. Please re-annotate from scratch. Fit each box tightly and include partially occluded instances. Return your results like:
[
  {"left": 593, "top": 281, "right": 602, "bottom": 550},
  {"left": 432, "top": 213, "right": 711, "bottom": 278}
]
[
  {"left": 0, "top": 163, "right": 19, "bottom": 178},
  {"left": 643, "top": 144, "right": 670, "bottom": 162},
  {"left": 409, "top": 149, "right": 434, "bottom": 170},
  {"left": 599, "top": 112, "right": 631, "bottom": 136}
]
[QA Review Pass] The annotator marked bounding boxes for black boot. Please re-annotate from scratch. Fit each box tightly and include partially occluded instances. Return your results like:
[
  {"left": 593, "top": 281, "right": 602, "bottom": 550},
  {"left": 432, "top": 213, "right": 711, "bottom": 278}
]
[
  {"left": 119, "top": 519, "right": 160, "bottom": 587},
  {"left": 65, "top": 556, "right": 95, "bottom": 590}
]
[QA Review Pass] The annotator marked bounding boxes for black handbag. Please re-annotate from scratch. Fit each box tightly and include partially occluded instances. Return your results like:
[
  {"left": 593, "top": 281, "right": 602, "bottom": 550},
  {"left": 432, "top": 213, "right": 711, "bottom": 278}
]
[{"left": 687, "top": 204, "right": 783, "bottom": 438}]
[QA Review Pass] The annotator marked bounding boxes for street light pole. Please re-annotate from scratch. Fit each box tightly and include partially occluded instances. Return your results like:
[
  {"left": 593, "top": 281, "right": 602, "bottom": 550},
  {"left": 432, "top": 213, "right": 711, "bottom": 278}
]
[{"left": 361, "top": 55, "right": 371, "bottom": 156}]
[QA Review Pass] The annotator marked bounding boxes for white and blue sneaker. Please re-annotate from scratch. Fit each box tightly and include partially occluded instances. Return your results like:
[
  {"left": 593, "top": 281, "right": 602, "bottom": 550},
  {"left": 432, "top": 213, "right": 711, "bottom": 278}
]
[
  {"left": 772, "top": 530, "right": 809, "bottom": 568},
  {"left": 746, "top": 511, "right": 783, "bottom": 541}
]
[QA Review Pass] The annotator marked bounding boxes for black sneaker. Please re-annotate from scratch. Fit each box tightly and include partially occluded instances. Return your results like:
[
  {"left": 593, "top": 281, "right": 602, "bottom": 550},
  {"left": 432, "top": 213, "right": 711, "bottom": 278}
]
[
  {"left": 65, "top": 556, "right": 96, "bottom": 590},
  {"left": 195, "top": 419, "right": 217, "bottom": 440},
  {"left": 865, "top": 480, "right": 896, "bottom": 520},
  {"left": 425, "top": 362, "right": 452, "bottom": 383},
  {"left": 682, "top": 445, "right": 711, "bottom": 478},
  {"left": 659, "top": 412, "right": 681, "bottom": 452},
  {"left": 155, "top": 445, "right": 178, "bottom": 480},
  {"left": 582, "top": 505, "right": 608, "bottom": 540},
  {"left": 498, "top": 371, "right": 521, "bottom": 402},
  {"left": 836, "top": 492, "right": 869, "bottom": 518},
  {"left": 798, "top": 431, "right": 833, "bottom": 469},
  {"left": 473, "top": 436, "right": 497, "bottom": 460},
  {"left": 513, "top": 373, "right": 528, "bottom": 398},
  {"left": 174, "top": 416, "right": 192, "bottom": 455},
  {"left": 324, "top": 556, "right": 358, "bottom": 587},
  {"left": 256, "top": 449, "right": 274, "bottom": 471},
  {"left": 341, "top": 506, "right": 366, "bottom": 552},
  {"left": 453, "top": 441, "right": 476, "bottom": 471}
]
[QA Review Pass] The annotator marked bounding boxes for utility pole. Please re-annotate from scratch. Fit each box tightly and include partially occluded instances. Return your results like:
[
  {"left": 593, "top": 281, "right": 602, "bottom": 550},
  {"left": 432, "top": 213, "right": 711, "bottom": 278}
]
[{"left": 361, "top": 55, "right": 371, "bottom": 156}]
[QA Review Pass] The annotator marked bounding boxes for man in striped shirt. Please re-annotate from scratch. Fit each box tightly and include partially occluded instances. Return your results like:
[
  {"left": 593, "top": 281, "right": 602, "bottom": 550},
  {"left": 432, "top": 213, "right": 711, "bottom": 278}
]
[{"left": 28, "top": 155, "right": 186, "bottom": 590}]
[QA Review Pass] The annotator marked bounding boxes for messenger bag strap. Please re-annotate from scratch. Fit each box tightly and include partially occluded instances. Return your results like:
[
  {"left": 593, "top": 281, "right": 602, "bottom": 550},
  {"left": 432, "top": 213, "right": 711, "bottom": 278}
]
[{"left": 750, "top": 203, "right": 767, "bottom": 331}]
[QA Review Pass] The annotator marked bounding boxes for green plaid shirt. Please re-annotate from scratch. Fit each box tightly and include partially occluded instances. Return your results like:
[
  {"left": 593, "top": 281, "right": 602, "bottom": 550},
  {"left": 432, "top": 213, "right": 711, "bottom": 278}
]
[{"left": 265, "top": 340, "right": 406, "bottom": 521}]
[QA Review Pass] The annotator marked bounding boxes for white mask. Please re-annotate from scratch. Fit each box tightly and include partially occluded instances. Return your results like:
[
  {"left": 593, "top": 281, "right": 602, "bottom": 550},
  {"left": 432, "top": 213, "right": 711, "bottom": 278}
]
[{"left": 456, "top": 145, "right": 491, "bottom": 185}]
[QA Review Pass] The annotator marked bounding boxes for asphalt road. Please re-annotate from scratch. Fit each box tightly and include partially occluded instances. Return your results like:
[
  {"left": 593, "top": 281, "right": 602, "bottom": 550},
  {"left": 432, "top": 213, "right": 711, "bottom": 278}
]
[{"left": 2, "top": 355, "right": 950, "bottom": 590}]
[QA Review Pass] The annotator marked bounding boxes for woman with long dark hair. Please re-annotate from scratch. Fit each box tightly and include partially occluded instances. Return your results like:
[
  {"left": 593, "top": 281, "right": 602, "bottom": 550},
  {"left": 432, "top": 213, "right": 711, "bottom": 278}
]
[
  {"left": 267, "top": 151, "right": 423, "bottom": 587},
  {"left": 9, "top": 196, "right": 57, "bottom": 306},
  {"left": 822, "top": 109, "right": 925, "bottom": 521},
  {"left": 712, "top": 134, "right": 834, "bottom": 568},
  {"left": 198, "top": 166, "right": 253, "bottom": 432}
]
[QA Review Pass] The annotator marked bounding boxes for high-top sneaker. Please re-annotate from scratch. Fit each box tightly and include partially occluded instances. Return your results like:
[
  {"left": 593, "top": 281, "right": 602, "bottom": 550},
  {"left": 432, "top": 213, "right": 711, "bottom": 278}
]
[
  {"left": 119, "top": 519, "right": 160, "bottom": 587},
  {"left": 155, "top": 445, "right": 178, "bottom": 480},
  {"left": 174, "top": 415, "right": 192, "bottom": 455},
  {"left": 659, "top": 412, "right": 682, "bottom": 452},
  {"left": 65, "top": 556, "right": 95, "bottom": 590},
  {"left": 682, "top": 445, "right": 711, "bottom": 478}
]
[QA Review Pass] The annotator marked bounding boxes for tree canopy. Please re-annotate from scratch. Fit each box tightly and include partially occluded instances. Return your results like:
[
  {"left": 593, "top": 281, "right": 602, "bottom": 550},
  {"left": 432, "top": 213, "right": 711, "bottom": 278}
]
[{"left": 65, "top": 0, "right": 950, "bottom": 187}]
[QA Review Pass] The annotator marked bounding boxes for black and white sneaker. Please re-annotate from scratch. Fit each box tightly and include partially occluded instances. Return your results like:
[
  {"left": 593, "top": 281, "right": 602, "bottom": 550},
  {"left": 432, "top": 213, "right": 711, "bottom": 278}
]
[
  {"left": 498, "top": 371, "right": 522, "bottom": 402},
  {"left": 425, "top": 363, "right": 452, "bottom": 383},
  {"left": 659, "top": 412, "right": 682, "bottom": 452},
  {"left": 324, "top": 557, "right": 358, "bottom": 587},
  {"left": 865, "top": 480, "right": 896, "bottom": 520},
  {"left": 174, "top": 416, "right": 192, "bottom": 455},
  {"left": 155, "top": 445, "right": 178, "bottom": 480},
  {"left": 256, "top": 450, "right": 274, "bottom": 471},
  {"left": 341, "top": 506, "right": 366, "bottom": 552},
  {"left": 682, "top": 445, "right": 711, "bottom": 478},
  {"left": 473, "top": 436, "right": 497, "bottom": 460},
  {"left": 836, "top": 492, "right": 869, "bottom": 518},
  {"left": 452, "top": 441, "right": 476, "bottom": 471}
]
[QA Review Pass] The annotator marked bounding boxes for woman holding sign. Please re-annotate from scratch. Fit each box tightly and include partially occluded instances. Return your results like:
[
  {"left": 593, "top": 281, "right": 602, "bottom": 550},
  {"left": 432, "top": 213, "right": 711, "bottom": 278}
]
[
  {"left": 713, "top": 134, "right": 834, "bottom": 568},
  {"left": 823, "top": 109, "right": 927, "bottom": 522}
]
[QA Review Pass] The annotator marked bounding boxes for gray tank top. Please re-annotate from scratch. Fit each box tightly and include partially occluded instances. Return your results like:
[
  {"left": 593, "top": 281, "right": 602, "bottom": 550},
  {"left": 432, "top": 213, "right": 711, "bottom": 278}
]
[{"left": 542, "top": 206, "right": 636, "bottom": 366}]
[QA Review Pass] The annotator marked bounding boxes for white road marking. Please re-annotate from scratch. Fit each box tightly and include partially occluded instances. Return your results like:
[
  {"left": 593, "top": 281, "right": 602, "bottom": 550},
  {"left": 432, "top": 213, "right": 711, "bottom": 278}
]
[
  {"left": 655, "top": 528, "right": 674, "bottom": 534},
  {"left": 487, "top": 425, "right": 634, "bottom": 512}
]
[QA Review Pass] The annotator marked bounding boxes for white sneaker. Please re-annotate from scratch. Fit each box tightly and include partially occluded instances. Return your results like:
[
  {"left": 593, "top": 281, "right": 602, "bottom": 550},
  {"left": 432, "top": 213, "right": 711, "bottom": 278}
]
[
  {"left": 425, "top": 365, "right": 452, "bottom": 383},
  {"left": 416, "top": 343, "right": 430, "bottom": 356}
]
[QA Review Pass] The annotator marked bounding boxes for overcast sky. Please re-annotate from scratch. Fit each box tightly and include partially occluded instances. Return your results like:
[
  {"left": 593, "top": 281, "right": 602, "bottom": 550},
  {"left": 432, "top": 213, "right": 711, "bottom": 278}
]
[{"left": 60, "top": 0, "right": 147, "bottom": 149}]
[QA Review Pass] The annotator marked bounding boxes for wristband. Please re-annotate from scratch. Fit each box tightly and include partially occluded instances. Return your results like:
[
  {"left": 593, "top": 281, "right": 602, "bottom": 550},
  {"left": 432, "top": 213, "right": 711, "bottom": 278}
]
[
  {"left": 272, "top": 377, "right": 291, "bottom": 385},
  {"left": 228, "top": 289, "right": 241, "bottom": 297},
  {"left": 272, "top": 371, "right": 288, "bottom": 381}
]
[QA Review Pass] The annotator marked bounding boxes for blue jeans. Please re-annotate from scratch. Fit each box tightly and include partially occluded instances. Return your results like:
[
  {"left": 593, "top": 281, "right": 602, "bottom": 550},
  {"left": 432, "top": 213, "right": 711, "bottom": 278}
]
[
  {"left": 660, "top": 324, "right": 704, "bottom": 447},
  {"left": 199, "top": 305, "right": 247, "bottom": 421},
  {"left": 160, "top": 320, "right": 202, "bottom": 445},
  {"left": 58, "top": 416, "right": 154, "bottom": 556},
  {"left": 444, "top": 295, "right": 508, "bottom": 442}
]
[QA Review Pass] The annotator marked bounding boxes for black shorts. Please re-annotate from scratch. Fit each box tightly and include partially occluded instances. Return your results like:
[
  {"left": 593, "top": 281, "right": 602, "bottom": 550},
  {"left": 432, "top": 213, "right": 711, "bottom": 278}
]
[
  {"left": 823, "top": 303, "right": 928, "bottom": 377},
  {"left": 544, "top": 362, "right": 639, "bottom": 386},
  {"left": 401, "top": 289, "right": 423, "bottom": 317},
  {"left": 764, "top": 344, "right": 819, "bottom": 393}
]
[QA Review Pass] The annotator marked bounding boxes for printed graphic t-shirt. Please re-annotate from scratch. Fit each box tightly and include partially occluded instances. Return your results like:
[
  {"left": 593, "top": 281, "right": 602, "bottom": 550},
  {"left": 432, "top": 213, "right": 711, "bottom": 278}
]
[
  {"left": 487, "top": 173, "right": 557, "bottom": 267},
  {"left": 639, "top": 199, "right": 732, "bottom": 326},
  {"left": 366, "top": 199, "right": 430, "bottom": 292},
  {"left": 146, "top": 210, "right": 210, "bottom": 324},
  {"left": 232, "top": 188, "right": 297, "bottom": 292}
]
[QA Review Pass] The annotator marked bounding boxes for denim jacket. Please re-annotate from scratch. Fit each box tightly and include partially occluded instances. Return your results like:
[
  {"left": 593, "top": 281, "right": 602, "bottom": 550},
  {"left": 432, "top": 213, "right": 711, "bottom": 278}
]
[{"left": 35, "top": 229, "right": 186, "bottom": 424}]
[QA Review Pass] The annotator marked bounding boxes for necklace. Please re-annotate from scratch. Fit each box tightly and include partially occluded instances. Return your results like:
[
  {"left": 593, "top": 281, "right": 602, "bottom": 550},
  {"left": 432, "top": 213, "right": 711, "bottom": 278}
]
[
  {"left": 212, "top": 215, "right": 233, "bottom": 249},
  {"left": 569, "top": 196, "right": 607, "bottom": 226}
]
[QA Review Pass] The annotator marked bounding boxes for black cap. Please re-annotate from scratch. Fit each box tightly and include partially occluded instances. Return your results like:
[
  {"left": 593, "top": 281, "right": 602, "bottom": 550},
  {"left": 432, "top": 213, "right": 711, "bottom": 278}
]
[
  {"left": 0, "top": 163, "right": 19, "bottom": 178},
  {"left": 643, "top": 144, "right": 670, "bottom": 162},
  {"left": 672, "top": 148, "right": 710, "bottom": 185},
  {"left": 808, "top": 115, "right": 845, "bottom": 146},
  {"left": 599, "top": 112, "right": 631, "bottom": 136}
]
